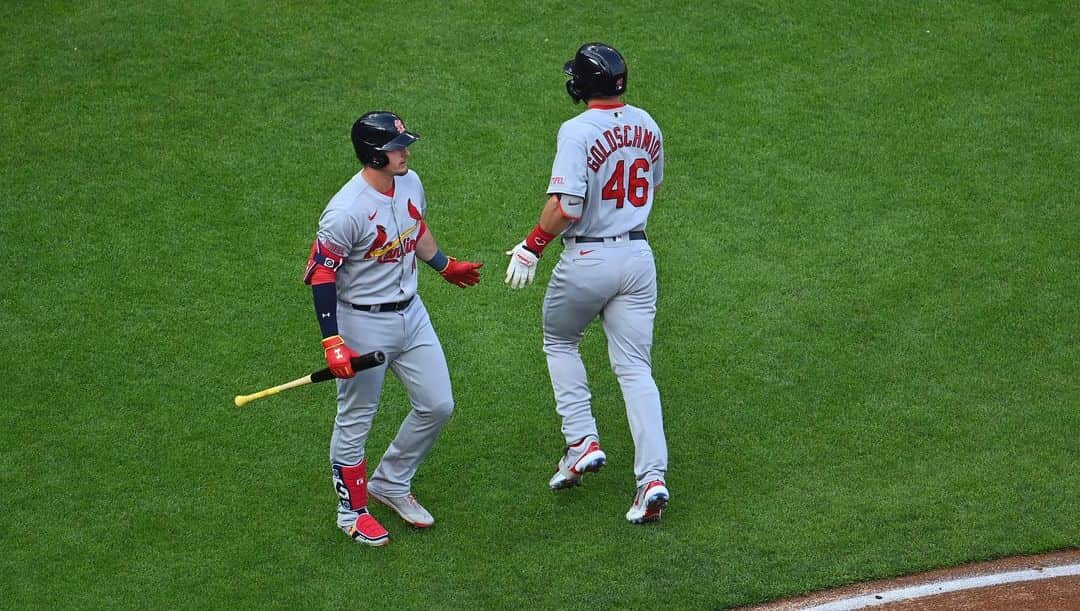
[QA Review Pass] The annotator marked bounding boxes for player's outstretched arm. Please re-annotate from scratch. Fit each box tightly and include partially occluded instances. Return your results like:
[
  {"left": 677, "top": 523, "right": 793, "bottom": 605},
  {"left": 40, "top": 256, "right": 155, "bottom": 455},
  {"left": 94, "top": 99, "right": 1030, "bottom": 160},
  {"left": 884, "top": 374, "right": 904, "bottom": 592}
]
[
  {"left": 505, "top": 194, "right": 577, "bottom": 289},
  {"left": 417, "top": 224, "right": 483, "bottom": 288}
]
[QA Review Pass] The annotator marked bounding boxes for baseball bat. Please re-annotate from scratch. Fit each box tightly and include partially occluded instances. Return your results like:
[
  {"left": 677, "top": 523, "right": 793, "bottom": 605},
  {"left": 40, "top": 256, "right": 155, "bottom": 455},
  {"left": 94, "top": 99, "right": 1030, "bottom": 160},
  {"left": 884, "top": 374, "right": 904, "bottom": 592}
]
[{"left": 233, "top": 351, "right": 386, "bottom": 408}]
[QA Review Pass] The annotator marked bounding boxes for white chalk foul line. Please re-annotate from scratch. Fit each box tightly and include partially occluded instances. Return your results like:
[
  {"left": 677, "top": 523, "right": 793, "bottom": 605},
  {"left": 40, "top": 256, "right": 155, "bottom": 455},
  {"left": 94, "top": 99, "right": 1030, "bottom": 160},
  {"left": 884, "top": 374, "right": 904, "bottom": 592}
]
[{"left": 804, "top": 563, "right": 1080, "bottom": 611}]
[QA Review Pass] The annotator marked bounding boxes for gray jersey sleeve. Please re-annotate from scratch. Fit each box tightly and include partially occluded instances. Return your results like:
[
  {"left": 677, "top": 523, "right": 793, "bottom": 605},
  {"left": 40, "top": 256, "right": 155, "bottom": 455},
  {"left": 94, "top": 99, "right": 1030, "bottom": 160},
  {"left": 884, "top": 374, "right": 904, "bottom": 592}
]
[
  {"left": 547, "top": 122, "right": 588, "bottom": 199},
  {"left": 317, "top": 206, "right": 361, "bottom": 259}
]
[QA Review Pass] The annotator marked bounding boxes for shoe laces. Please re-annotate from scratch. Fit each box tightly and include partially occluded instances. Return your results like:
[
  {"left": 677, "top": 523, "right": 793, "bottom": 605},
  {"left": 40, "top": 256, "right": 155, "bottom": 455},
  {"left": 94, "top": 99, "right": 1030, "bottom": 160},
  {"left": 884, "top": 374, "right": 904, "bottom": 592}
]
[{"left": 403, "top": 493, "right": 425, "bottom": 510}]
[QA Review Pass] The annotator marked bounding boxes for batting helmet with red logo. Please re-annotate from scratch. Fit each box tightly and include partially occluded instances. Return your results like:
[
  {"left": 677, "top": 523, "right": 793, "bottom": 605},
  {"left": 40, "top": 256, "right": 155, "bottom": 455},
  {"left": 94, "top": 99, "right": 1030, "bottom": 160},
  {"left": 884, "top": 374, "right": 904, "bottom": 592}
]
[
  {"left": 350, "top": 111, "right": 419, "bottom": 169},
  {"left": 564, "top": 43, "right": 627, "bottom": 103}
]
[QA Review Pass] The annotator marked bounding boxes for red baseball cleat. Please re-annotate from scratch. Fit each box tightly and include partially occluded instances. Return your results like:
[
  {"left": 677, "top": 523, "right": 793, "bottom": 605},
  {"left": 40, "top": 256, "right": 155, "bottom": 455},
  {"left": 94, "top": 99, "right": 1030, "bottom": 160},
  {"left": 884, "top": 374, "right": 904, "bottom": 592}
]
[
  {"left": 626, "top": 480, "right": 669, "bottom": 524},
  {"left": 549, "top": 435, "right": 607, "bottom": 490}
]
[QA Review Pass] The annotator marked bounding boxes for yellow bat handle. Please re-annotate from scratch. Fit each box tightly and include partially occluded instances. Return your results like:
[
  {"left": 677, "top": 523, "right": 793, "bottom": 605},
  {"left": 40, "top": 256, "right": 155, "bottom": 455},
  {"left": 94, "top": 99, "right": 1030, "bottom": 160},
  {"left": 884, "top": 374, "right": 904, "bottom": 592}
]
[
  {"left": 233, "top": 351, "right": 384, "bottom": 408},
  {"left": 234, "top": 374, "right": 313, "bottom": 408}
]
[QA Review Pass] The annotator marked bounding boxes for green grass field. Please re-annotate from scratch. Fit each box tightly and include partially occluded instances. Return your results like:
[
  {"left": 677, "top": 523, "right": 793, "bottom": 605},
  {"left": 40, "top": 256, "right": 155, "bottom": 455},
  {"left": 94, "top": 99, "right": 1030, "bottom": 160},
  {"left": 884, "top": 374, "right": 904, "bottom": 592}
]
[{"left": 2, "top": 1, "right": 1077, "bottom": 608}]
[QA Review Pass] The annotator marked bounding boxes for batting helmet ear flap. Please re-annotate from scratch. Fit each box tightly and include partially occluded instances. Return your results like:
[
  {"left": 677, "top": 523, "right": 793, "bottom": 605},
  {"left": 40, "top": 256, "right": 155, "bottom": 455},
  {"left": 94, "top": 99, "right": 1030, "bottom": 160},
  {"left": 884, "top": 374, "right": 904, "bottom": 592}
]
[
  {"left": 564, "top": 59, "right": 584, "bottom": 104},
  {"left": 566, "top": 77, "right": 584, "bottom": 104},
  {"left": 367, "top": 150, "right": 389, "bottom": 169},
  {"left": 358, "top": 147, "right": 389, "bottom": 169}
]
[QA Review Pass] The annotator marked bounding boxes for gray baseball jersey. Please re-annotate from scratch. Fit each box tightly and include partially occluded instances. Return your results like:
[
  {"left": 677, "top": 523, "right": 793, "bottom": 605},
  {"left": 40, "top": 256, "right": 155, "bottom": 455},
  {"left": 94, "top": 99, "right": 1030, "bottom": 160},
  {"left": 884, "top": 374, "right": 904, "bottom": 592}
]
[
  {"left": 547, "top": 104, "right": 664, "bottom": 237},
  {"left": 543, "top": 103, "right": 668, "bottom": 487}
]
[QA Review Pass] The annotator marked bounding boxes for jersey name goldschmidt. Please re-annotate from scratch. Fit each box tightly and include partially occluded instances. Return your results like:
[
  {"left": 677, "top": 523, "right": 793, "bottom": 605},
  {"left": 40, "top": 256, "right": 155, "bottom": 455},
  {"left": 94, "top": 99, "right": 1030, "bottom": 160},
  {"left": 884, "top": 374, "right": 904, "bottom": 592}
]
[
  {"left": 547, "top": 104, "right": 664, "bottom": 238},
  {"left": 316, "top": 170, "right": 427, "bottom": 305}
]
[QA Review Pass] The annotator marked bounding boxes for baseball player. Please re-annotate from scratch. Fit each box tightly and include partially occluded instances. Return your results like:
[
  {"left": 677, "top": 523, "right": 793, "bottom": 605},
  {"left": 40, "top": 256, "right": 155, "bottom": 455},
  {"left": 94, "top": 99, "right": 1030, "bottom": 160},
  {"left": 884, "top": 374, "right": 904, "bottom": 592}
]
[
  {"left": 505, "top": 43, "right": 669, "bottom": 523},
  {"left": 304, "top": 111, "right": 483, "bottom": 546}
]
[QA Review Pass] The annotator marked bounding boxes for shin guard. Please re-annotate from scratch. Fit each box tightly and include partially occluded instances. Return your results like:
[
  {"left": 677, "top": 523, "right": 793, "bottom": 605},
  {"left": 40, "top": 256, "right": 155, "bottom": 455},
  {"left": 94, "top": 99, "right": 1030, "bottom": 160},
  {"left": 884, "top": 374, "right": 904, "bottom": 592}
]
[{"left": 332, "top": 458, "right": 369, "bottom": 511}]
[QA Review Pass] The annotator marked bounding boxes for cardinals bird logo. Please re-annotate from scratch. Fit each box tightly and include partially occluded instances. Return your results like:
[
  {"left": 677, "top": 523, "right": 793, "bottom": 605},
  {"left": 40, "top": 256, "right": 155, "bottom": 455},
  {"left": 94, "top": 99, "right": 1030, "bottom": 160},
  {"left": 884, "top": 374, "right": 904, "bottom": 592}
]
[
  {"left": 363, "top": 200, "right": 424, "bottom": 263},
  {"left": 364, "top": 225, "right": 389, "bottom": 259}
]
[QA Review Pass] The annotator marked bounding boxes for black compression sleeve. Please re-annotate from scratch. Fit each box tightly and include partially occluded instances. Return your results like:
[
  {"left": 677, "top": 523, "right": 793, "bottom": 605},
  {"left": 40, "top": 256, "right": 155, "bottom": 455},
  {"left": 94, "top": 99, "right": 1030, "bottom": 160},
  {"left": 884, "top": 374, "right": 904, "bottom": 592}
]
[{"left": 312, "top": 282, "right": 339, "bottom": 338}]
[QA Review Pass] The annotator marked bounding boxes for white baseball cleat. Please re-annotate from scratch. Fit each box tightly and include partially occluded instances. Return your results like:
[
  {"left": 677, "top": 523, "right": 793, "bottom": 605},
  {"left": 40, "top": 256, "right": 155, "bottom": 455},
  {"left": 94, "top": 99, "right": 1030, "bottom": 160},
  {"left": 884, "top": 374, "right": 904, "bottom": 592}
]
[
  {"left": 369, "top": 490, "right": 435, "bottom": 528},
  {"left": 548, "top": 435, "right": 607, "bottom": 490},
  {"left": 342, "top": 510, "right": 390, "bottom": 546},
  {"left": 626, "top": 480, "right": 669, "bottom": 524}
]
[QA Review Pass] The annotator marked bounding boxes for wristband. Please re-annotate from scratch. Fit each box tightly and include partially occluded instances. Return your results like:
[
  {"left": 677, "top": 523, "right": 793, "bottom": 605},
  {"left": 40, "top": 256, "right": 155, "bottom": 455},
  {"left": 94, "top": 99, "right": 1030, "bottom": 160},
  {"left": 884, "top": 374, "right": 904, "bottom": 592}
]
[
  {"left": 426, "top": 249, "right": 450, "bottom": 272},
  {"left": 524, "top": 224, "right": 556, "bottom": 255},
  {"left": 321, "top": 334, "right": 345, "bottom": 349}
]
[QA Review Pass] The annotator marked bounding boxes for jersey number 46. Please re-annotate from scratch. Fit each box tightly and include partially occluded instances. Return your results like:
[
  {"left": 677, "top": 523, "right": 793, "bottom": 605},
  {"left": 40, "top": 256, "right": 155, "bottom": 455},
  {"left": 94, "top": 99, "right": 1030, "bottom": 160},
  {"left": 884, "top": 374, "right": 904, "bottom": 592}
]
[{"left": 601, "top": 158, "right": 651, "bottom": 208}]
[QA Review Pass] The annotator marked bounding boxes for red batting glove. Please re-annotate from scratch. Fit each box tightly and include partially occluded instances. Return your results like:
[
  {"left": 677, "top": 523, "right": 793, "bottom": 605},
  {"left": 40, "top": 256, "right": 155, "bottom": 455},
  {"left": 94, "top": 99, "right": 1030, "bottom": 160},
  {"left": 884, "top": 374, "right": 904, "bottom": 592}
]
[
  {"left": 440, "top": 257, "right": 483, "bottom": 288},
  {"left": 322, "top": 335, "right": 359, "bottom": 378}
]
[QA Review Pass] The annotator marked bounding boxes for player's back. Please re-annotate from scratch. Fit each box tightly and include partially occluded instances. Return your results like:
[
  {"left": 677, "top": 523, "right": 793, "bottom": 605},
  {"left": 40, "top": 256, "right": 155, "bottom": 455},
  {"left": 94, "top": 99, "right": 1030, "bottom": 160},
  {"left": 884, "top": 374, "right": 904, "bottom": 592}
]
[{"left": 555, "top": 104, "right": 664, "bottom": 238}]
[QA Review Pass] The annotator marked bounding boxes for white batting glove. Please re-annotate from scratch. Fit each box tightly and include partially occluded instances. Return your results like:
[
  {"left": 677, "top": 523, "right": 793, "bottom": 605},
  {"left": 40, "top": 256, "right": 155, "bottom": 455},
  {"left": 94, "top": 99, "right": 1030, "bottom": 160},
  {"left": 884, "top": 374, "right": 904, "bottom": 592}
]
[{"left": 505, "top": 241, "right": 539, "bottom": 289}]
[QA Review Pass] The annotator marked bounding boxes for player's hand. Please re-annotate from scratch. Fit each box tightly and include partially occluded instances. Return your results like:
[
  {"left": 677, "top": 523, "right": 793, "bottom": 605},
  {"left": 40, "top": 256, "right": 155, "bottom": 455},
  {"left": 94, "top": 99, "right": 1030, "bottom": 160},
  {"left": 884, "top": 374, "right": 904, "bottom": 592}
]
[
  {"left": 505, "top": 241, "right": 539, "bottom": 289},
  {"left": 322, "top": 335, "right": 359, "bottom": 378},
  {"left": 440, "top": 257, "right": 483, "bottom": 288}
]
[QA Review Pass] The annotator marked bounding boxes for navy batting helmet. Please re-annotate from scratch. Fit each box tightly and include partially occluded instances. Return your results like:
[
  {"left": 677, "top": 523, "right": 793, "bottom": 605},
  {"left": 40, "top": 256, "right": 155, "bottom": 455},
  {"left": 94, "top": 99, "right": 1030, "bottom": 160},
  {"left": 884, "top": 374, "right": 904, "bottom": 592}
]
[
  {"left": 350, "top": 111, "right": 419, "bottom": 169},
  {"left": 564, "top": 42, "right": 627, "bottom": 104}
]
